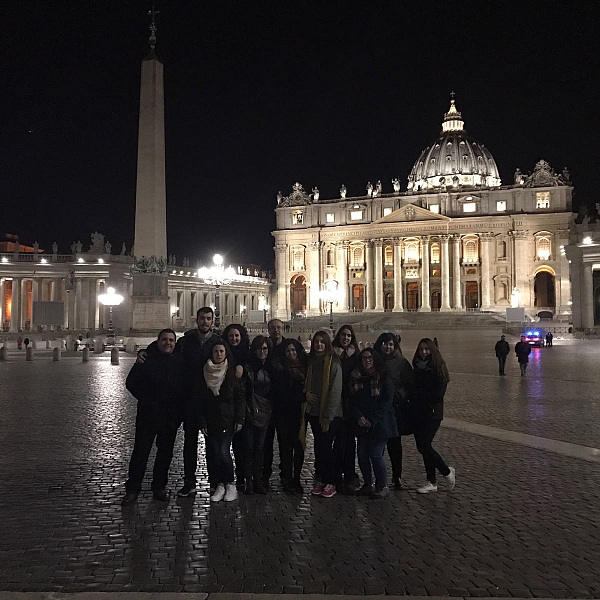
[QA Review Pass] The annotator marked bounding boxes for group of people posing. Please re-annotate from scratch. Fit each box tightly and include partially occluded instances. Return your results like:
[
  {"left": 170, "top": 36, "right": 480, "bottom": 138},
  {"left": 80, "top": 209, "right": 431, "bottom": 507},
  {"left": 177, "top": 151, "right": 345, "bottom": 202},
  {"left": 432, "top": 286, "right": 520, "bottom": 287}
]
[{"left": 121, "top": 308, "right": 456, "bottom": 506}]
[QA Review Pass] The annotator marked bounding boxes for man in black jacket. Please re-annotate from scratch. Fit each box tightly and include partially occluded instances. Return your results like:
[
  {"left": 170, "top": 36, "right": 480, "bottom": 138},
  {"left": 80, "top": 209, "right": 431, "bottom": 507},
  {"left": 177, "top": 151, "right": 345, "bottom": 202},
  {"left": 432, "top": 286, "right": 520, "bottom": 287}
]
[
  {"left": 515, "top": 335, "right": 532, "bottom": 376},
  {"left": 494, "top": 335, "right": 510, "bottom": 376},
  {"left": 121, "top": 329, "right": 185, "bottom": 506}
]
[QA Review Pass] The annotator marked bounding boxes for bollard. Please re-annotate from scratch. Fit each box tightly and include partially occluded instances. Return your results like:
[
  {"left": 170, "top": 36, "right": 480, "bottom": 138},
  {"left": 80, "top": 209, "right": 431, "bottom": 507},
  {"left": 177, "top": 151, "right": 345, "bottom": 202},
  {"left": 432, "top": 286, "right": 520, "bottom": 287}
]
[
  {"left": 0, "top": 347, "right": 7, "bottom": 361},
  {"left": 26, "top": 347, "right": 34, "bottom": 361},
  {"left": 52, "top": 347, "right": 61, "bottom": 361},
  {"left": 82, "top": 347, "right": 90, "bottom": 362},
  {"left": 46, "top": 340, "right": 51, "bottom": 349},
  {"left": 111, "top": 347, "right": 120, "bottom": 365}
]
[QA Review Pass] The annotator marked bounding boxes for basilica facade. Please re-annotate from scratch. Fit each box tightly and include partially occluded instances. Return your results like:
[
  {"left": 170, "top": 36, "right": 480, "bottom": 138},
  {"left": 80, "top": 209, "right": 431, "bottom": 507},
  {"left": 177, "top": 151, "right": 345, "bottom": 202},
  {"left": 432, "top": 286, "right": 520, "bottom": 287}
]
[{"left": 273, "top": 100, "right": 574, "bottom": 321}]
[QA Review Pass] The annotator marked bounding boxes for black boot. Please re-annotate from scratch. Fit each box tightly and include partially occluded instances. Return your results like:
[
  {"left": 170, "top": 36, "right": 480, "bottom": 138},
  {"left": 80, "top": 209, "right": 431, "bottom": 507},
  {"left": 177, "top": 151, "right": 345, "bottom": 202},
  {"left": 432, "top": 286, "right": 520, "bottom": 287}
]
[{"left": 244, "top": 477, "right": 254, "bottom": 495}]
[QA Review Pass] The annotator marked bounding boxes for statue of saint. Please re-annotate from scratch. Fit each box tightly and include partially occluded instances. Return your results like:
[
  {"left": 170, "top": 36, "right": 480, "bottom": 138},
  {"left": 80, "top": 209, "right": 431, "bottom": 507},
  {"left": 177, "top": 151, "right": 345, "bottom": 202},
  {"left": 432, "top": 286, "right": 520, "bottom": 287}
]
[
  {"left": 75, "top": 240, "right": 82, "bottom": 253},
  {"left": 33, "top": 241, "right": 39, "bottom": 254},
  {"left": 510, "top": 287, "right": 521, "bottom": 308},
  {"left": 52, "top": 242, "right": 58, "bottom": 254},
  {"left": 120, "top": 243, "right": 126, "bottom": 255},
  {"left": 276, "top": 191, "right": 283, "bottom": 204},
  {"left": 366, "top": 182, "right": 373, "bottom": 197},
  {"left": 392, "top": 178, "right": 401, "bottom": 194},
  {"left": 90, "top": 231, "right": 104, "bottom": 252},
  {"left": 514, "top": 168, "right": 524, "bottom": 185},
  {"left": 340, "top": 184, "right": 347, "bottom": 199},
  {"left": 376, "top": 180, "right": 382, "bottom": 195},
  {"left": 312, "top": 187, "right": 320, "bottom": 201},
  {"left": 105, "top": 241, "right": 111, "bottom": 254}
]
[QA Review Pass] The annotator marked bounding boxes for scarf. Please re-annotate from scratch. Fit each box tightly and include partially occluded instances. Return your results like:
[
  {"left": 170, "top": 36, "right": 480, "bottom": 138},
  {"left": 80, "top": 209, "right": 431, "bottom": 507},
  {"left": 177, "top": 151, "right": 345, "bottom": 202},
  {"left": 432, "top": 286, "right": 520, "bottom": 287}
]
[
  {"left": 203, "top": 359, "right": 228, "bottom": 396},
  {"left": 299, "top": 354, "right": 332, "bottom": 448},
  {"left": 349, "top": 367, "right": 381, "bottom": 398}
]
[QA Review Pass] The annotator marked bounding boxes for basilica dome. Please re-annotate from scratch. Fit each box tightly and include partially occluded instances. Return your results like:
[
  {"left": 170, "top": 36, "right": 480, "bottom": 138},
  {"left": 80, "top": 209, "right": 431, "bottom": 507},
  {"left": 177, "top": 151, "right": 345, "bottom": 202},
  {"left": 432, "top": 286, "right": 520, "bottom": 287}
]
[{"left": 407, "top": 99, "right": 501, "bottom": 193}]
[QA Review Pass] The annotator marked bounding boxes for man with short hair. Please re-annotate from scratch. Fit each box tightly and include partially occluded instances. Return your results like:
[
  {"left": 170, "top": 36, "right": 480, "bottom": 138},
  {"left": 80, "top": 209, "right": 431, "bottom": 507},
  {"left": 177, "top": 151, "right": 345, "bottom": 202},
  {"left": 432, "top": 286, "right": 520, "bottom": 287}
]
[
  {"left": 515, "top": 335, "right": 532, "bottom": 376},
  {"left": 122, "top": 329, "right": 185, "bottom": 506},
  {"left": 494, "top": 334, "right": 510, "bottom": 376}
]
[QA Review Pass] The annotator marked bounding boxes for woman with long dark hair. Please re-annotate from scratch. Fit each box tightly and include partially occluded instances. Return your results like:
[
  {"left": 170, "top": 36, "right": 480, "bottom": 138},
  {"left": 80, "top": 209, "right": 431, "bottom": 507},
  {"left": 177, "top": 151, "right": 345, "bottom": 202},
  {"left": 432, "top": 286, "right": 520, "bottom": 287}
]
[
  {"left": 198, "top": 341, "right": 245, "bottom": 502},
  {"left": 301, "top": 330, "right": 342, "bottom": 498},
  {"left": 373, "top": 332, "right": 414, "bottom": 490},
  {"left": 331, "top": 324, "right": 361, "bottom": 493},
  {"left": 411, "top": 338, "right": 455, "bottom": 493}
]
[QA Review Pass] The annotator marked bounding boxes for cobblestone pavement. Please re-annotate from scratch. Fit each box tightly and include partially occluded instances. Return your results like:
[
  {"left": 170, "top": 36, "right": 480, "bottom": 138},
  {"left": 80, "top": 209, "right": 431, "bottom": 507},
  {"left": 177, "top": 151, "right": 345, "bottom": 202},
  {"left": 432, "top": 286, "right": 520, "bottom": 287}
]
[{"left": 1, "top": 331, "right": 600, "bottom": 597}]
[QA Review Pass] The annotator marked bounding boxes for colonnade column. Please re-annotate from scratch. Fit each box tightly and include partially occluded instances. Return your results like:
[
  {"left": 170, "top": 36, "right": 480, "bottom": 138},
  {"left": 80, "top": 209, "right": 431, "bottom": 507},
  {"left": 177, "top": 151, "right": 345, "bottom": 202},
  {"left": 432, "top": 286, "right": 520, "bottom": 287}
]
[
  {"left": 452, "top": 236, "right": 462, "bottom": 309},
  {"left": 440, "top": 235, "right": 451, "bottom": 311},
  {"left": 392, "top": 238, "right": 403, "bottom": 312},
  {"left": 582, "top": 263, "right": 594, "bottom": 329},
  {"left": 20, "top": 279, "right": 29, "bottom": 329},
  {"left": 10, "top": 277, "right": 21, "bottom": 332},
  {"left": 308, "top": 242, "right": 322, "bottom": 316},
  {"left": 365, "top": 241, "right": 374, "bottom": 310},
  {"left": 0, "top": 278, "right": 4, "bottom": 327},
  {"left": 275, "top": 243, "right": 288, "bottom": 320},
  {"left": 337, "top": 242, "right": 349, "bottom": 312},
  {"left": 419, "top": 236, "right": 431, "bottom": 311},
  {"left": 512, "top": 230, "right": 529, "bottom": 307},
  {"left": 93, "top": 280, "right": 101, "bottom": 330},
  {"left": 374, "top": 239, "right": 384, "bottom": 311},
  {"left": 480, "top": 233, "right": 494, "bottom": 310}
]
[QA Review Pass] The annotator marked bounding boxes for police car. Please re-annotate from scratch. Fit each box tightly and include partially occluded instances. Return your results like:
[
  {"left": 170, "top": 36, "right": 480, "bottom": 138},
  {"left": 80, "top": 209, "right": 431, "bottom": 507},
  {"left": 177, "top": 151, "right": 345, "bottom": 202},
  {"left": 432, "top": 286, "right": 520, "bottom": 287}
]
[{"left": 523, "top": 330, "right": 544, "bottom": 347}]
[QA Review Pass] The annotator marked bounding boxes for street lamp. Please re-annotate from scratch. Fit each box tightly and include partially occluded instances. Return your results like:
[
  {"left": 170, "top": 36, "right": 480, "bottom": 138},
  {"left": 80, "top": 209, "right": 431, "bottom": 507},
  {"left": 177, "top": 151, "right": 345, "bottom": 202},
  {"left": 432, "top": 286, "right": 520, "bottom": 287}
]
[
  {"left": 320, "top": 280, "right": 339, "bottom": 334},
  {"left": 98, "top": 286, "right": 124, "bottom": 344},
  {"left": 198, "top": 253, "right": 236, "bottom": 329}
]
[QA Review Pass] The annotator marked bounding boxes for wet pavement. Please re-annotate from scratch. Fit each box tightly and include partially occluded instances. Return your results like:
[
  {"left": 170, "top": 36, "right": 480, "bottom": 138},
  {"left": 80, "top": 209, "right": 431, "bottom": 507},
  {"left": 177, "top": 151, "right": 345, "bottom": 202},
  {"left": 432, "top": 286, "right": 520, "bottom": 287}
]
[{"left": 1, "top": 331, "right": 600, "bottom": 597}]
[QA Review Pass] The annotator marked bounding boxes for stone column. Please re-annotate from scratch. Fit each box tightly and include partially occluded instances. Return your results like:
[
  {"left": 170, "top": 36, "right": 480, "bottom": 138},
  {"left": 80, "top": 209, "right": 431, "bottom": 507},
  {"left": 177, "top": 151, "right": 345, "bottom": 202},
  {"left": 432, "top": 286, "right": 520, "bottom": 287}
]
[
  {"left": 392, "top": 238, "right": 403, "bottom": 312},
  {"left": 10, "top": 277, "right": 21, "bottom": 332},
  {"left": 374, "top": 239, "right": 384, "bottom": 311},
  {"left": 20, "top": 279, "right": 29, "bottom": 330},
  {"left": 440, "top": 235, "right": 451, "bottom": 311},
  {"left": 337, "top": 242, "right": 349, "bottom": 311},
  {"left": 92, "top": 280, "right": 101, "bottom": 330},
  {"left": 275, "top": 243, "right": 288, "bottom": 320},
  {"left": 365, "top": 241, "right": 374, "bottom": 310},
  {"left": 512, "top": 230, "right": 529, "bottom": 307},
  {"left": 480, "top": 233, "right": 495, "bottom": 310},
  {"left": 452, "top": 236, "right": 463, "bottom": 309},
  {"left": 420, "top": 237, "right": 431, "bottom": 311},
  {"left": 308, "top": 242, "right": 322, "bottom": 316},
  {"left": 0, "top": 278, "right": 4, "bottom": 328},
  {"left": 582, "top": 263, "right": 594, "bottom": 329}
]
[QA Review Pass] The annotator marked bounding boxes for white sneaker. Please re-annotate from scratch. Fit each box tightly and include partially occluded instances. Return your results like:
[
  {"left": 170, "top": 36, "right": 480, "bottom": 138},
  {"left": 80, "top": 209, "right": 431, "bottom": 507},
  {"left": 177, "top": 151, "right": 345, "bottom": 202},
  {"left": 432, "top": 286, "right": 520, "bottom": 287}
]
[
  {"left": 446, "top": 467, "right": 456, "bottom": 491},
  {"left": 210, "top": 483, "right": 225, "bottom": 502},
  {"left": 224, "top": 483, "right": 238, "bottom": 502},
  {"left": 417, "top": 482, "right": 438, "bottom": 494}
]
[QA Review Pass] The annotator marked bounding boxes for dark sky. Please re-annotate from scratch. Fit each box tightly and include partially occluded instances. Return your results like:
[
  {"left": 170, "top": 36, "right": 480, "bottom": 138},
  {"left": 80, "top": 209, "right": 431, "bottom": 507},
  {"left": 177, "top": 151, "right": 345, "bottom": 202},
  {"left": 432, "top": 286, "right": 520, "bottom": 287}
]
[{"left": 2, "top": 2, "right": 599, "bottom": 269}]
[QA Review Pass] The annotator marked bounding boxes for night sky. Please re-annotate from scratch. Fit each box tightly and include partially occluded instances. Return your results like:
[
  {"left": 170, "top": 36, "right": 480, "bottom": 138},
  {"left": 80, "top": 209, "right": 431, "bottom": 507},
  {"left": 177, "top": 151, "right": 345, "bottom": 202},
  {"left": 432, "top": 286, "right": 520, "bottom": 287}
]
[{"left": 2, "top": 2, "right": 598, "bottom": 270}]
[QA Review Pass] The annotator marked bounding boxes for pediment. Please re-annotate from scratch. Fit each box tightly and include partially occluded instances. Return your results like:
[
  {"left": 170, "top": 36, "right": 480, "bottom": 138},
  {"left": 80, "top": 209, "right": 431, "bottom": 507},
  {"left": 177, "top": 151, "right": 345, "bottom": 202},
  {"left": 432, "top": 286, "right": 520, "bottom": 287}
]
[{"left": 374, "top": 204, "right": 451, "bottom": 224}]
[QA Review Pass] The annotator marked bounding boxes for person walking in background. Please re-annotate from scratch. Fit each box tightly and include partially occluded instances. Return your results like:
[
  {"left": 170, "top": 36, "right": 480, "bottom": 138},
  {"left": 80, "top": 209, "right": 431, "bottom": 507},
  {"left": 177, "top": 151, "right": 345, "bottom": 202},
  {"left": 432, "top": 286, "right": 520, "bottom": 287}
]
[
  {"left": 17, "top": 336, "right": 23, "bottom": 350},
  {"left": 373, "top": 332, "right": 414, "bottom": 490},
  {"left": 121, "top": 329, "right": 185, "bottom": 506},
  {"left": 198, "top": 341, "right": 245, "bottom": 502},
  {"left": 494, "top": 334, "right": 510, "bottom": 376},
  {"left": 545, "top": 331, "right": 553, "bottom": 347},
  {"left": 515, "top": 335, "right": 532, "bottom": 376},
  {"left": 412, "top": 338, "right": 455, "bottom": 494},
  {"left": 302, "top": 330, "right": 343, "bottom": 498},
  {"left": 349, "top": 348, "right": 398, "bottom": 499},
  {"left": 331, "top": 324, "right": 361, "bottom": 494}
]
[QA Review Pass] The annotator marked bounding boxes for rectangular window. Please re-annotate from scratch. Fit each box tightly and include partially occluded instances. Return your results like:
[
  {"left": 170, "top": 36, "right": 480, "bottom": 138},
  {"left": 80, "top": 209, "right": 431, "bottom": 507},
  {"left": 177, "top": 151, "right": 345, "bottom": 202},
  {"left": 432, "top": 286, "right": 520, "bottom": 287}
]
[
  {"left": 292, "top": 211, "right": 304, "bottom": 225},
  {"left": 463, "top": 202, "right": 477, "bottom": 213},
  {"left": 432, "top": 269, "right": 440, "bottom": 276},
  {"left": 350, "top": 210, "right": 363, "bottom": 221},
  {"left": 496, "top": 201, "right": 507, "bottom": 211},
  {"left": 353, "top": 272, "right": 363, "bottom": 278},
  {"left": 326, "top": 213, "right": 335, "bottom": 223},
  {"left": 536, "top": 192, "right": 550, "bottom": 209},
  {"left": 430, "top": 204, "right": 440, "bottom": 214},
  {"left": 383, "top": 207, "right": 392, "bottom": 216},
  {"left": 385, "top": 270, "right": 393, "bottom": 278}
]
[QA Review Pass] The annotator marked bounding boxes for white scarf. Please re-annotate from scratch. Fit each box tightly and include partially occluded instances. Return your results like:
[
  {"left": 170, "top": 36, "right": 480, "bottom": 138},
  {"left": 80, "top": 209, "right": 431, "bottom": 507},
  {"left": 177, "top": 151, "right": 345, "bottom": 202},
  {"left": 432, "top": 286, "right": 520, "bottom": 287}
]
[
  {"left": 334, "top": 345, "right": 355, "bottom": 359},
  {"left": 204, "top": 359, "right": 228, "bottom": 396}
]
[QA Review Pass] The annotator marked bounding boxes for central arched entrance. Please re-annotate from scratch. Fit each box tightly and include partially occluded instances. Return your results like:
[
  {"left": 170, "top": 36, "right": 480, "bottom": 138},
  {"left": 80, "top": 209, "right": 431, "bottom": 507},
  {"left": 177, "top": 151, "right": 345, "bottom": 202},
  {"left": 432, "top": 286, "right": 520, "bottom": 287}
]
[
  {"left": 290, "top": 275, "right": 307, "bottom": 313},
  {"left": 352, "top": 284, "right": 365, "bottom": 310},
  {"left": 465, "top": 281, "right": 479, "bottom": 309},
  {"left": 406, "top": 282, "right": 419, "bottom": 310},
  {"left": 534, "top": 267, "right": 555, "bottom": 308}
]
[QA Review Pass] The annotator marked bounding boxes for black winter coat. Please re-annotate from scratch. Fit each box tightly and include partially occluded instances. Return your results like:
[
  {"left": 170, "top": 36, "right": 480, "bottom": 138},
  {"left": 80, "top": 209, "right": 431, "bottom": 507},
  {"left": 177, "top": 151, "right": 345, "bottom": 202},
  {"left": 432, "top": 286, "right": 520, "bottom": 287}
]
[
  {"left": 197, "top": 376, "right": 245, "bottom": 435},
  {"left": 126, "top": 345, "right": 185, "bottom": 429},
  {"left": 412, "top": 359, "right": 447, "bottom": 423}
]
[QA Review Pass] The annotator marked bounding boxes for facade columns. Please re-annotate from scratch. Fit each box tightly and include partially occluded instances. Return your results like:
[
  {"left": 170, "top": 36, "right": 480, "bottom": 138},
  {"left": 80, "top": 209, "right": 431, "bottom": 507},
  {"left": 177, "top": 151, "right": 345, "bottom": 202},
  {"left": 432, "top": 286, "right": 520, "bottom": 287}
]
[
  {"left": 512, "top": 230, "right": 529, "bottom": 307},
  {"left": 582, "top": 263, "right": 594, "bottom": 329},
  {"left": 275, "top": 243, "right": 288, "bottom": 319},
  {"left": 440, "top": 235, "right": 451, "bottom": 311},
  {"left": 392, "top": 238, "right": 403, "bottom": 312},
  {"left": 308, "top": 242, "right": 322, "bottom": 316},
  {"left": 337, "top": 242, "right": 349, "bottom": 311},
  {"left": 420, "top": 236, "right": 431, "bottom": 311},
  {"left": 452, "top": 236, "right": 462, "bottom": 309},
  {"left": 10, "top": 277, "right": 21, "bottom": 332},
  {"left": 374, "top": 239, "right": 384, "bottom": 311},
  {"left": 480, "top": 233, "right": 495, "bottom": 310},
  {"left": 0, "top": 278, "right": 4, "bottom": 328},
  {"left": 365, "top": 241, "right": 374, "bottom": 310}
]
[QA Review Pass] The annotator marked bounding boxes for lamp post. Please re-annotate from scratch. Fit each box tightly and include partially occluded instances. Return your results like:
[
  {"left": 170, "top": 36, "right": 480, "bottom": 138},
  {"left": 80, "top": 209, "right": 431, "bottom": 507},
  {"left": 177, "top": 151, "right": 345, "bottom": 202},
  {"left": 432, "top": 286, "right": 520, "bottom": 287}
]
[
  {"left": 198, "top": 253, "right": 235, "bottom": 329},
  {"left": 98, "top": 286, "right": 124, "bottom": 345},
  {"left": 320, "top": 281, "right": 339, "bottom": 335}
]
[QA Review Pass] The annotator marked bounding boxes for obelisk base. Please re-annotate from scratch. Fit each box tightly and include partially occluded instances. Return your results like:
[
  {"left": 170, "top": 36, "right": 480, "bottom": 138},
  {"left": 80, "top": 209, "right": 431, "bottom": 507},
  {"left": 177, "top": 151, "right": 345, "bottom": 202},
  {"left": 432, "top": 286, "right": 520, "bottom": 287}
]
[{"left": 131, "top": 273, "right": 170, "bottom": 332}]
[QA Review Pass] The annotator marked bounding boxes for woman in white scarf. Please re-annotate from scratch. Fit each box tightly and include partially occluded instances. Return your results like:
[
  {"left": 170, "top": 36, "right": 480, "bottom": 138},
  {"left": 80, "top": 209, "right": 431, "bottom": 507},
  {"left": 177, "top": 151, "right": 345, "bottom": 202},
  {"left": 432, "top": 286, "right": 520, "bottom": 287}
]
[{"left": 199, "top": 342, "right": 246, "bottom": 502}]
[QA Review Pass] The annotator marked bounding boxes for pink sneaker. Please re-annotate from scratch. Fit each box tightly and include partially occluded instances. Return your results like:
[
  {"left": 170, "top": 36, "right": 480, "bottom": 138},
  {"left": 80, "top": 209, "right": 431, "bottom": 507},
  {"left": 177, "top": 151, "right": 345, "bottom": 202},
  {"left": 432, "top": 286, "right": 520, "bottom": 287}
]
[
  {"left": 311, "top": 482, "right": 325, "bottom": 496},
  {"left": 320, "top": 484, "right": 337, "bottom": 498}
]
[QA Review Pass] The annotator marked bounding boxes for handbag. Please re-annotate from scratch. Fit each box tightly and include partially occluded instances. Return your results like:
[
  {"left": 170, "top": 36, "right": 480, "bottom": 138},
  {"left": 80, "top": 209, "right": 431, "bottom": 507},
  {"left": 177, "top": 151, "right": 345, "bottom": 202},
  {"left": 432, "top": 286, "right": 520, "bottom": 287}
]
[
  {"left": 350, "top": 420, "right": 371, "bottom": 437},
  {"left": 248, "top": 393, "right": 272, "bottom": 429}
]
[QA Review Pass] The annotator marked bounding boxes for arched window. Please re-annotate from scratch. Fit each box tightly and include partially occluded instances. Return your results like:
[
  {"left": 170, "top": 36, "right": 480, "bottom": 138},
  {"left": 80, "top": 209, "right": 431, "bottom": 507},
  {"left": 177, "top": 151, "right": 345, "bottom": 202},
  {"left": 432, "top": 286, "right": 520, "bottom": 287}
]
[
  {"left": 430, "top": 242, "right": 440, "bottom": 264},
  {"left": 384, "top": 245, "right": 393, "bottom": 265},
  {"left": 326, "top": 248, "right": 334, "bottom": 266},
  {"left": 405, "top": 241, "right": 419, "bottom": 262},
  {"left": 463, "top": 238, "right": 478, "bottom": 262},
  {"left": 537, "top": 237, "right": 551, "bottom": 260},
  {"left": 351, "top": 246, "right": 364, "bottom": 267},
  {"left": 498, "top": 240, "right": 507, "bottom": 258}
]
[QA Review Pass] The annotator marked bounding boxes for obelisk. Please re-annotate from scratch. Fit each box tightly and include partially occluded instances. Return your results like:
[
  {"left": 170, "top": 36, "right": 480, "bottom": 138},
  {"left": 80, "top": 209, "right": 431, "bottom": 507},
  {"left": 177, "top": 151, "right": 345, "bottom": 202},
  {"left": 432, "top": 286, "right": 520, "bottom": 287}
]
[{"left": 131, "top": 8, "right": 170, "bottom": 331}]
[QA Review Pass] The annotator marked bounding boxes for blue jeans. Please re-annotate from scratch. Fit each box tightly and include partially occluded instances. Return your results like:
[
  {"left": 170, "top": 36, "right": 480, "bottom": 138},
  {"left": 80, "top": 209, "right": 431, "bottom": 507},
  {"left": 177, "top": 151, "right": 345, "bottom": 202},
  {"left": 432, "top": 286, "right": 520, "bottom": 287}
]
[
  {"left": 206, "top": 432, "right": 234, "bottom": 484},
  {"left": 357, "top": 436, "right": 388, "bottom": 489}
]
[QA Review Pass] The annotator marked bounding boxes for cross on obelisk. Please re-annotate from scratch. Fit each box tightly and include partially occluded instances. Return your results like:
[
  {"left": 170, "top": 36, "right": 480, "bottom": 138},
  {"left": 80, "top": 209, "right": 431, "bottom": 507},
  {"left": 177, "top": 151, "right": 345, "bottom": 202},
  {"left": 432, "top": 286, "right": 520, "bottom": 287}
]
[{"left": 148, "top": 6, "right": 159, "bottom": 50}]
